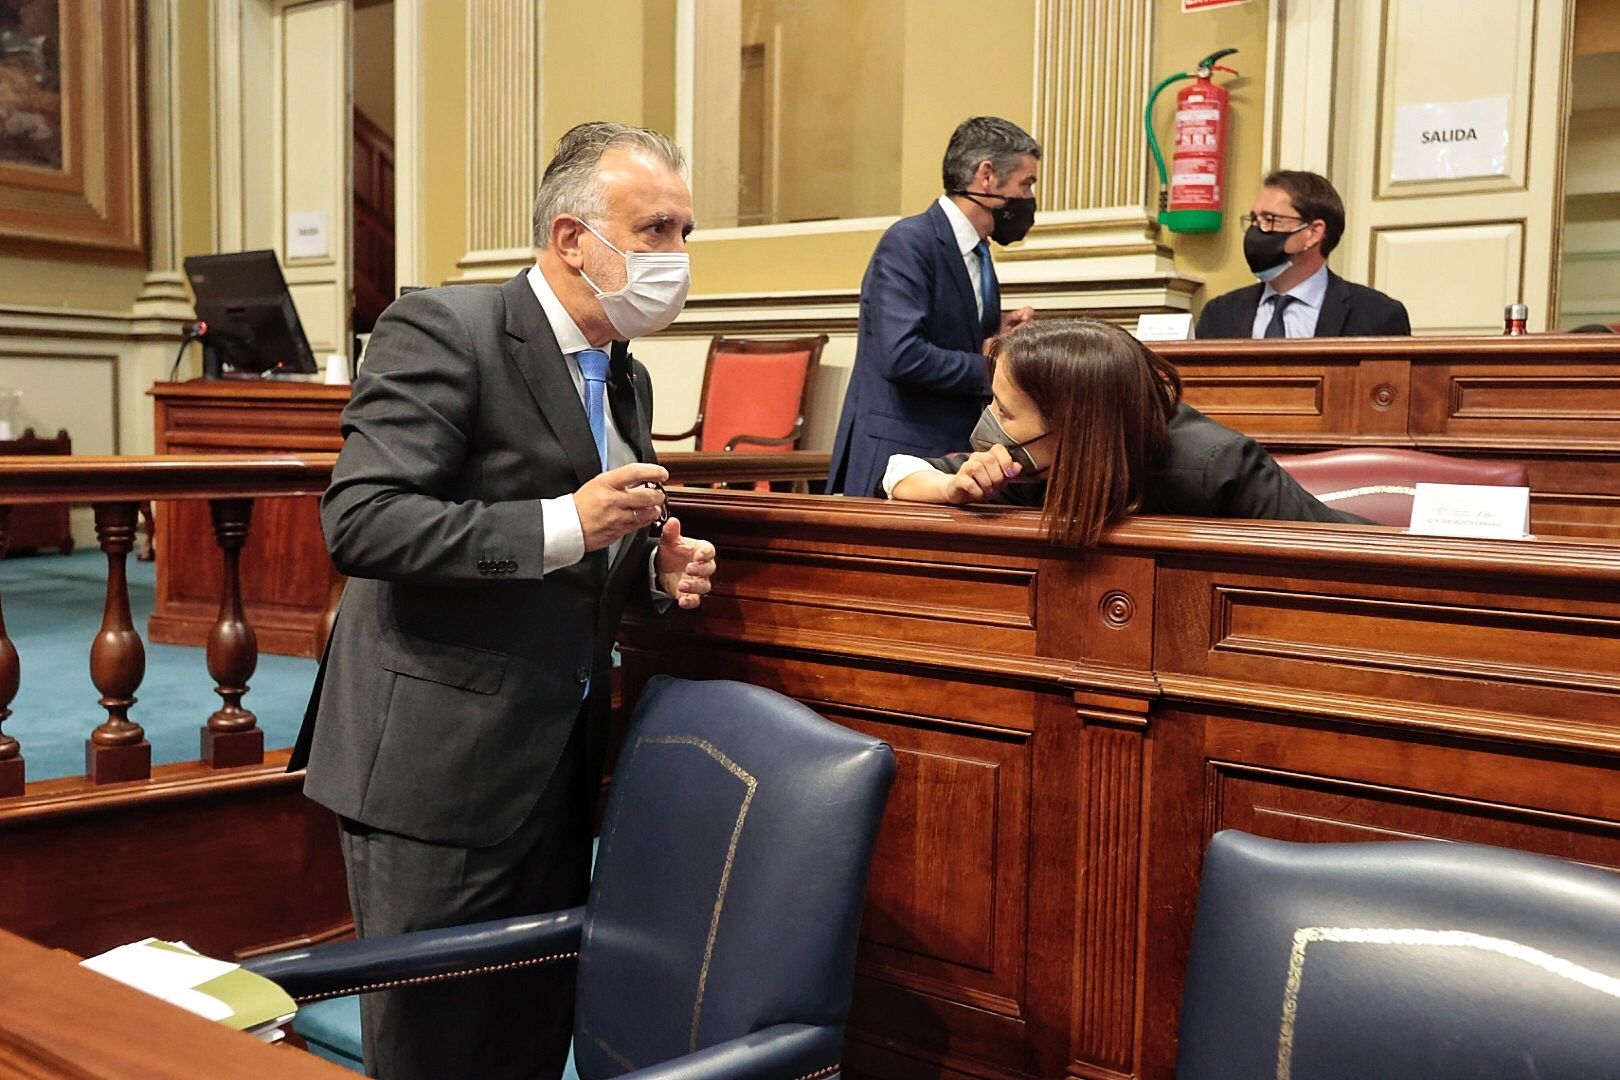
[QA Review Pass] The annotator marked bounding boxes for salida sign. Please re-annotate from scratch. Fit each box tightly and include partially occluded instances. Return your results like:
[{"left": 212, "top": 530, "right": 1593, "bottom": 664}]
[{"left": 1391, "top": 97, "right": 1510, "bottom": 182}]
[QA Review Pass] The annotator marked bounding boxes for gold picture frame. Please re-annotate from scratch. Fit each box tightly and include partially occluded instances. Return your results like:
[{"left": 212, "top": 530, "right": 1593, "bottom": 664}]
[{"left": 0, "top": 0, "right": 142, "bottom": 261}]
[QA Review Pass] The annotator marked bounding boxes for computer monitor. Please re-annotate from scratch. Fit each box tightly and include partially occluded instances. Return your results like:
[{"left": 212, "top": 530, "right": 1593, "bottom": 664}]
[{"left": 182, "top": 250, "right": 318, "bottom": 377}]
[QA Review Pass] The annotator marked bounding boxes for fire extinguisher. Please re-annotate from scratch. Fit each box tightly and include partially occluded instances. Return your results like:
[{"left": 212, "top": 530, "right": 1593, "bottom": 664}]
[{"left": 1145, "top": 48, "right": 1239, "bottom": 234}]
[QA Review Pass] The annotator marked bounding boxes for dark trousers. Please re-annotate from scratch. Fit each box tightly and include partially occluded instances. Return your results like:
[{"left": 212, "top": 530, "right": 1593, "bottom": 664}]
[{"left": 339, "top": 716, "right": 593, "bottom": 1080}]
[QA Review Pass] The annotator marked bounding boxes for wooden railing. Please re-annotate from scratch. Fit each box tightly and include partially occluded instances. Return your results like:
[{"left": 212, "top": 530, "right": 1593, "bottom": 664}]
[
  {"left": 0, "top": 454, "right": 338, "bottom": 794},
  {"left": 0, "top": 450, "right": 830, "bottom": 795}
]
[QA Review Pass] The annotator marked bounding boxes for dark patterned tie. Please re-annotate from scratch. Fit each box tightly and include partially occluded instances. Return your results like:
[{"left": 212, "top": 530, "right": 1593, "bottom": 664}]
[{"left": 1264, "top": 294, "right": 1297, "bottom": 339}]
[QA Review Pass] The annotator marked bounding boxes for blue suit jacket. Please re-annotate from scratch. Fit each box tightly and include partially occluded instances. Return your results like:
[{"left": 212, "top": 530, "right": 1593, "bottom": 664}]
[{"left": 826, "top": 202, "right": 999, "bottom": 496}]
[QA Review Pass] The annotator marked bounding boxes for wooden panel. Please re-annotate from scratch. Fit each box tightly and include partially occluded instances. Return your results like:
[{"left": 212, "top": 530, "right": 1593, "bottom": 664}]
[
  {"left": 0, "top": 755, "right": 350, "bottom": 961},
  {"left": 616, "top": 490, "right": 1620, "bottom": 1080},
  {"left": 1374, "top": 223, "right": 1525, "bottom": 335}
]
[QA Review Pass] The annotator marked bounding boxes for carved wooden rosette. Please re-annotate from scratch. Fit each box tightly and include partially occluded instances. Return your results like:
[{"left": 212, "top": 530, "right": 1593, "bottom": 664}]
[
  {"left": 201, "top": 499, "right": 262, "bottom": 768},
  {"left": 86, "top": 502, "right": 150, "bottom": 783}
]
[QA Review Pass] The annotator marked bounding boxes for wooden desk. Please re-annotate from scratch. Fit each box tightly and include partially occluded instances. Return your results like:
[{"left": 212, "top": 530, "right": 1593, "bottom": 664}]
[
  {"left": 618, "top": 491, "right": 1620, "bottom": 1080},
  {"left": 148, "top": 380, "right": 833, "bottom": 656},
  {"left": 0, "top": 928, "right": 350, "bottom": 1077},
  {"left": 1156, "top": 334, "right": 1620, "bottom": 539},
  {"left": 150, "top": 381, "right": 348, "bottom": 657}
]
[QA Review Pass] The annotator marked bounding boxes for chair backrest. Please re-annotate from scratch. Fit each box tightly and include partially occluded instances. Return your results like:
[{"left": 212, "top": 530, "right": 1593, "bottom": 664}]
[
  {"left": 573, "top": 676, "right": 896, "bottom": 1078},
  {"left": 1177, "top": 831, "right": 1620, "bottom": 1080},
  {"left": 1272, "top": 447, "right": 1529, "bottom": 526},
  {"left": 696, "top": 336, "right": 826, "bottom": 452}
]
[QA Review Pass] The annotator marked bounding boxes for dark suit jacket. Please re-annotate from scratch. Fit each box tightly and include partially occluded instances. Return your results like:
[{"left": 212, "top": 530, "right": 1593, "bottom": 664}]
[
  {"left": 927, "top": 404, "right": 1367, "bottom": 525},
  {"left": 290, "top": 272, "right": 658, "bottom": 847},
  {"left": 826, "top": 201, "right": 999, "bottom": 497},
  {"left": 1195, "top": 269, "right": 1411, "bottom": 339}
]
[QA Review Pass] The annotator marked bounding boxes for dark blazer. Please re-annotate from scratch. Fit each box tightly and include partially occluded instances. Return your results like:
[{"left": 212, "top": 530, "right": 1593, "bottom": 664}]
[
  {"left": 1195, "top": 269, "right": 1411, "bottom": 339},
  {"left": 290, "top": 273, "right": 658, "bottom": 847},
  {"left": 927, "top": 404, "right": 1367, "bottom": 525},
  {"left": 826, "top": 201, "right": 999, "bottom": 497}
]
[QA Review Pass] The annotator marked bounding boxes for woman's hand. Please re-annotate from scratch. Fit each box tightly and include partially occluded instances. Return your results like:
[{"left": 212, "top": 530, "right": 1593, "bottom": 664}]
[{"left": 944, "top": 443, "right": 1022, "bottom": 504}]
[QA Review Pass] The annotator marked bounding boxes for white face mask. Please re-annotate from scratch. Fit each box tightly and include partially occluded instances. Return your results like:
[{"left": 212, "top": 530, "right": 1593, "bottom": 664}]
[{"left": 578, "top": 220, "right": 691, "bottom": 339}]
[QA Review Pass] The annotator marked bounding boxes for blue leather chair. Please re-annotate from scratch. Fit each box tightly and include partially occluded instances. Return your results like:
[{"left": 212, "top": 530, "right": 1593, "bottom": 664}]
[
  {"left": 1177, "top": 831, "right": 1620, "bottom": 1079},
  {"left": 248, "top": 676, "right": 896, "bottom": 1079}
]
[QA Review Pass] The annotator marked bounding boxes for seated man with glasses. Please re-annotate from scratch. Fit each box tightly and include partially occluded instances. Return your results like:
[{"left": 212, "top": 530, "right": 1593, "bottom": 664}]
[{"left": 1195, "top": 170, "right": 1411, "bottom": 339}]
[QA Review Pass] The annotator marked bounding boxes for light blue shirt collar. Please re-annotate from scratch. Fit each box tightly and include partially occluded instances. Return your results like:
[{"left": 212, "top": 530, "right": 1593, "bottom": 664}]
[{"left": 1260, "top": 263, "right": 1329, "bottom": 311}]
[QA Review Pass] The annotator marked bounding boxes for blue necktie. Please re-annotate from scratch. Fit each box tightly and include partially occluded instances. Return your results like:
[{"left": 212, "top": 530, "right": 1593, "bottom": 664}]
[
  {"left": 578, "top": 348, "right": 610, "bottom": 468},
  {"left": 976, "top": 241, "right": 995, "bottom": 323},
  {"left": 1264, "top": 294, "right": 1297, "bottom": 339}
]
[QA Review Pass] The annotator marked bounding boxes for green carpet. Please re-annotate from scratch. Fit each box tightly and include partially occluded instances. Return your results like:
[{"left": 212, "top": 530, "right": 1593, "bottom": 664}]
[{"left": 0, "top": 551, "right": 318, "bottom": 782}]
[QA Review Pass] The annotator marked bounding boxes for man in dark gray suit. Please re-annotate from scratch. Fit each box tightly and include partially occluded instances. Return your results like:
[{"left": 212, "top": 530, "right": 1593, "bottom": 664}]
[
  {"left": 290, "top": 122, "right": 717, "bottom": 1080},
  {"left": 1195, "top": 170, "right": 1411, "bottom": 339}
]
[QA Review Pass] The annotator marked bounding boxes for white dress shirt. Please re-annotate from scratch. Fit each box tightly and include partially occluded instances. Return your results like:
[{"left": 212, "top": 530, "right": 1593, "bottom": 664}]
[
  {"left": 526, "top": 265, "right": 665, "bottom": 594},
  {"left": 937, "top": 195, "right": 987, "bottom": 322},
  {"left": 1251, "top": 264, "right": 1329, "bottom": 339}
]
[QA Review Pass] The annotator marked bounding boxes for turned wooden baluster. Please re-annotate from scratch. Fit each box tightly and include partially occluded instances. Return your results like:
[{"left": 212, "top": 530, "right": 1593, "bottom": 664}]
[
  {"left": 201, "top": 498, "right": 263, "bottom": 767},
  {"left": 86, "top": 502, "right": 151, "bottom": 783},
  {"left": 0, "top": 506, "right": 23, "bottom": 797}
]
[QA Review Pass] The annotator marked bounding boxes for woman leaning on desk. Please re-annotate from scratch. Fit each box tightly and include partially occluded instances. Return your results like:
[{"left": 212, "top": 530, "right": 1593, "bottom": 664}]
[{"left": 883, "top": 317, "right": 1367, "bottom": 542}]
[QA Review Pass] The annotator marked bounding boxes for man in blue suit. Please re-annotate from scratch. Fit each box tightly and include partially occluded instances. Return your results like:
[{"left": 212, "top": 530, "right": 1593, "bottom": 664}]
[{"left": 827, "top": 117, "right": 1041, "bottom": 496}]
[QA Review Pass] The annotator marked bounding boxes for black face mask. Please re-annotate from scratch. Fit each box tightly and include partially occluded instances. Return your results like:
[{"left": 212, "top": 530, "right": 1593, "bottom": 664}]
[
  {"left": 1243, "top": 223, "right": 1308, "bottom": 283},
  {"left": 956, "top": 191, "right": 1037, "bottom": 246}
]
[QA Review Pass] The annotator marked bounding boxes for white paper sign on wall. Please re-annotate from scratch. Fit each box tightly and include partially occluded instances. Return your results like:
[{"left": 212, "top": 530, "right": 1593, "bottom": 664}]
[
  {"left": 1390, "top": 97, "right": 1511, "bottom": 182},
  {"left": 287, "top": 211, "right": 330, "bottom": 259},
  {"left": 1408, "top": 482, "right": 1530, "bottom": 540}
]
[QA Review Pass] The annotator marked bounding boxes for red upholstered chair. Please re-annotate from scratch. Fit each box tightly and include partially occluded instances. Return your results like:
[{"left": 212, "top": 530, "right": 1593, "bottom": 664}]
[
  {"left": 1272, "top": 448, "right": 1529, "bottom": 527},
  {"left": 653, "top": 335, "right": 827, "bottom": 453}
]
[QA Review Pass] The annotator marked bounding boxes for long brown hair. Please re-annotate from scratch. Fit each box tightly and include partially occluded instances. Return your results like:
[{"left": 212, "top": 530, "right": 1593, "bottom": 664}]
[{"left": 994, "top": 318, "right": 1182, "bottom": 546}]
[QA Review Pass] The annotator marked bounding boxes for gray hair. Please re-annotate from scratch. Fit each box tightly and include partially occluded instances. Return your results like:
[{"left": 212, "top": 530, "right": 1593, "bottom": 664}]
[
  {"left": 941, "top": 116, "right": 1041, "bottom": 192},
  {"left": 532, "top": 122, "right": 686, "bottom": 249}
]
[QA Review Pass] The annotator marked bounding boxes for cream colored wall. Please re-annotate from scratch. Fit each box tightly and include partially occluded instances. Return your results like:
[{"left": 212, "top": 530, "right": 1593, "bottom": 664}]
[
  {"left": 1326, "top": 0, "right": 1571, "bottom": 333},
  {"left": 1153, "top": 0, "right": 1270, "bottom": 303},
  {"left": 1560, "top": 40, "right": 1620, "bottom": 327},
  {"left": 416, "top": 0, "right": 467, "bottom": 289},
  {"left": 740, "top": 0, "right": 904, "bottom": 224},
  {"left": 276, "top": 0, "right": 352, "bottom": 359}
]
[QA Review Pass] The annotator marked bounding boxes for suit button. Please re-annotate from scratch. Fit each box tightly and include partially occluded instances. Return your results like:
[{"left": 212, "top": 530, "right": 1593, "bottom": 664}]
[
  {"left": 574, "top": 666, "right": 589, "bottom": 684},
  {"left": 477, "top": 560, "right": 489, "bottom": 572},
  {"left": 504, "top": 560, "right": 517, "bottom": 572}
]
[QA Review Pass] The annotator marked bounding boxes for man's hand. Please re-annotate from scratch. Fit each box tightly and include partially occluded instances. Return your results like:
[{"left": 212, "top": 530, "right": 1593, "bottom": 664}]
[
  {"left": 944, "top": 444, "right": 1022, "bottom": 505},
  {"left": 655, "top": 517, "right": 717, "bottom": 610},
  {"left": 999, "top": 306, "right": 1036, "bottom": 336},
  {"left": 576, "top": 463, "right": 669, "bottom": 552}
]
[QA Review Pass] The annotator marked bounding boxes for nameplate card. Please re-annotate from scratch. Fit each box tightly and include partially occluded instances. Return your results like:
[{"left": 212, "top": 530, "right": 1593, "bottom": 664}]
[
  {"left": 1134, "top": 312, "right": 1194, "bottom": 341},
  {"left": 1408, "top": 482, "right": 1530, "bottom": 540}
]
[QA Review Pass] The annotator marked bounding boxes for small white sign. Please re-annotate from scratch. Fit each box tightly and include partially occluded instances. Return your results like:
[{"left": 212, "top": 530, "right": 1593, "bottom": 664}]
[
  {"left": 286, "top": 210, "right": 330, "bottom": 259},
  {"left": 1390, "top": 97, "right": 1511, "bottom": 182},
  {"left": 1134, "top": 312, "right": 1195, "bottom": 341},
  {"left": 1408, "top": 482, "right": 1530, "bottom": 540}
]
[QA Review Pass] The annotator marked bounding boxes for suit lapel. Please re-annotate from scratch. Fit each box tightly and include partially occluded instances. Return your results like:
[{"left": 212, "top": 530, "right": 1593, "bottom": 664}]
[
  {"left": 929, "top": 202, "right": 980, "bottom": 342},
  {"left": 502, "top": 273, "right": 601, "bottom": 487},
  {"left": 1315, "top": 271, "right": 1352, "bottom": 337},
  {"left": 604, "top": 341, "right": 654, "bottom": 585},
  {"left": 607, "top": 342, "right": 652, "bottom": 463},
  {"left": 1237, "top": 283, "right": 1264, "bottom": 336}
]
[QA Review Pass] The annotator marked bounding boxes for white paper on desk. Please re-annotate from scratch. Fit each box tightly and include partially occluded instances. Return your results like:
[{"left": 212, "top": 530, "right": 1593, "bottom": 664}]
[
  {"left": 1407, "top": 482, "right": 1530, "bottom": 539},
  {"left": 81, "top": 937, "right": 238, "bottom": 1013},
  {"left": 1134, "top": 313, "right": 1194, "bottom": 341}
]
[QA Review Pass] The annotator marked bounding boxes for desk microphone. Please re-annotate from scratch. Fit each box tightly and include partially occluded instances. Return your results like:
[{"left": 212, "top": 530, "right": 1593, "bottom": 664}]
[{"left": 169, "top": 321, "right": 210, "bottom": 381}]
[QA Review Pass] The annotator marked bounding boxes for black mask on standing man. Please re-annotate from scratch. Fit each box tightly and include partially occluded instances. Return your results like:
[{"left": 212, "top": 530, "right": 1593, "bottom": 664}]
[{"left": 957, "top": 191, "right": 1037, "bottom": 246}]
